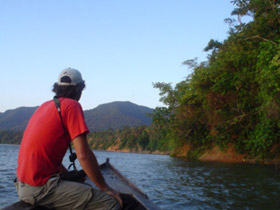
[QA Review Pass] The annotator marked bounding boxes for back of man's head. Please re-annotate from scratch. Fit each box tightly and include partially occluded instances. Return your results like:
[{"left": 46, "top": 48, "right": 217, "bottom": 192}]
[
  {"left": 52, "top": 68, "right": 86, "bottom": 101},
  {"left": 58, "top": 68, "right": 84, "bottom": 86}
]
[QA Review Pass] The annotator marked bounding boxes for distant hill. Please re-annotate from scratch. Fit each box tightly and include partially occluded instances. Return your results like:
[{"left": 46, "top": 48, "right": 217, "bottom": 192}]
[
  {"left": 84, "top": 101, "right": 153, "bottom": 131},
  {"left": 0, "top": 107, "right": 38, "bottom": 131},
  {"left": 0, "top": 101, "right": 153, "bottom": 131}
]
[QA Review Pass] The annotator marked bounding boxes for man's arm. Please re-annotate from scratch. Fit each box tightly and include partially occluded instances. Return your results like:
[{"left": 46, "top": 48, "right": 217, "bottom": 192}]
[
  {"left": 73, "top": 134, "right": 108, "bottom": 190},
  {"left": 73, "top": 134, "right": 123, "bottom": 207}
]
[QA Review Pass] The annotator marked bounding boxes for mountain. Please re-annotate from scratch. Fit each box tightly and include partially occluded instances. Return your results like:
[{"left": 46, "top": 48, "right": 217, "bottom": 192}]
[
  {"left": 84, "top": 101, "right": 153, "bottom": 131},
  {"left": 0, "top": 101, "right": 153, "bottom": 131},
  {"left": 0, "top": 107, "right": 38, "bottom": 131}
]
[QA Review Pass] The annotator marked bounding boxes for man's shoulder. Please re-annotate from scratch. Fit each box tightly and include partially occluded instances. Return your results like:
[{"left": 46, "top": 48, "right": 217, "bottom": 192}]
[
  {"left": 60, "top": 98, "right": 82, "bottom": 110},
  {"left": 38, "top": 98, "right": 78, "bottom": 109},
  {"left": 60, "top": 97, "right": 79, "bottom": 105},
  {"left": 37, "top": 99, "right": 55, "bottom": 109}
]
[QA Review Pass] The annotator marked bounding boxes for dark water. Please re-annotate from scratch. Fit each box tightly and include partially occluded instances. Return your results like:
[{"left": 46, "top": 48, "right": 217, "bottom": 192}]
[{"left": 0, "top": 144, "right": 280, "bottom": 210}]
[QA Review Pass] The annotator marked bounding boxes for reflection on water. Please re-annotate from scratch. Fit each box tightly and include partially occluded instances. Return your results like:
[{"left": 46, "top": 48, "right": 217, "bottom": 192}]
[{"left": 0, "top": 144, "right": 280, "bottom": 210}]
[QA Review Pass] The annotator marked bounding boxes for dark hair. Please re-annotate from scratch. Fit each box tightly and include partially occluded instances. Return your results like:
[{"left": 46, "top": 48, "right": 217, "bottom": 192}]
[{"left": 52, "top": 82, "right": 86, "bottom": 100}]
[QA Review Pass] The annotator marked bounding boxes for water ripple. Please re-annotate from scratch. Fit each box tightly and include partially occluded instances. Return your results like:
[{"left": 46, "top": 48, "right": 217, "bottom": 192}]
[{"left": 1, "top": 145, "right": 280, "bottom": 210}]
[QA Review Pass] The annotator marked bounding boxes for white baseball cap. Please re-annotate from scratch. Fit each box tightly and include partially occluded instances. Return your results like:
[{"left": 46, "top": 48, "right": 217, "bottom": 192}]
[{"left": 58, "top": 68, "right": 84, "bottom": 86}]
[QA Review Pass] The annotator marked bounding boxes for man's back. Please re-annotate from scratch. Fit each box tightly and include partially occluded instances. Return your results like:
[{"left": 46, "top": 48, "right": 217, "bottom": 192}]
[{"left": 17, "top": 98, "right": 88, "bottom": 186}]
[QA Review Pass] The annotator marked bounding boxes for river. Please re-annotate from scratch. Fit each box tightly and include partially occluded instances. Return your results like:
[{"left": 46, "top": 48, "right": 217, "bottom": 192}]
[{"left": 0, "top": 144, "right": 280, "bottom": 210}]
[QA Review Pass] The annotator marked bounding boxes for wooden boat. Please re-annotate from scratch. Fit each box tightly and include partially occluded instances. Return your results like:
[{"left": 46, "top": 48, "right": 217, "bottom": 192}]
[{"left": 2, "top": 158, "right": 160, "bottom": 210}]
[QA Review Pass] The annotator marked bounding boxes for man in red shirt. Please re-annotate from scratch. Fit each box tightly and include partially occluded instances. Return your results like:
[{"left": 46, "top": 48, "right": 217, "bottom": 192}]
[{"left": 15, "top": 68, "right": 122, "bottom": 209}]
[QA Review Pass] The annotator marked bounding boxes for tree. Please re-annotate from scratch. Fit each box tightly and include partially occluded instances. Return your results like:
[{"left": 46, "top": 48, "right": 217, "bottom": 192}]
[{"left": 152, "top": 0, "right": 280, "bottom": 158}]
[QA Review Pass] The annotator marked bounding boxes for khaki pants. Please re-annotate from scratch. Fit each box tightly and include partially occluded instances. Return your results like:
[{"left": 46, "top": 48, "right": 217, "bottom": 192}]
[{"left": 14, "top": 175, "right": 120, "bottom": 210}]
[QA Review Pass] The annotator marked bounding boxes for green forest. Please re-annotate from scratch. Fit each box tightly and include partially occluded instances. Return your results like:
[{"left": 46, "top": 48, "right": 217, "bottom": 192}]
[
  {"left": 0, "top": 130, "right": 23, "bottom": 144},
  {"left": 1, "top": 0, "right": 279, "bottom": 160},
  {"left": 89, "top": 0, "right": 280, "bottom": 159}
]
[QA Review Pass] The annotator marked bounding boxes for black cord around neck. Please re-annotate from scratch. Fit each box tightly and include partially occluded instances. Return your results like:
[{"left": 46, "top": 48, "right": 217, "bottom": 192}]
[{"left": 53, "top": 97, "right": 77, "bottom": 171}]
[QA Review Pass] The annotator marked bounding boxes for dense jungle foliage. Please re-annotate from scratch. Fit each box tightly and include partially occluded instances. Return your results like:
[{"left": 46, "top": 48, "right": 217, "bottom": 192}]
[
  {"left": 87, "top": 125, "right": 168, "bottom": 152},
  {"left": 152, "top": 0, "right": 280, "bottom": 158},
  {"left": 0, "top": 130, "right": 23, "bottom": 144},
  {"left": 89, "top": 0, "right": 280, "bottom": 159}
]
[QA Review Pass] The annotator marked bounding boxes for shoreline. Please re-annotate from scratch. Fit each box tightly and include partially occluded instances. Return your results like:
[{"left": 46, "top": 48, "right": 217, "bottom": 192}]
[
  {"left": 1, "top": 143, "right": 279, "bottom": 166},
  {"left": 96, "top": 144, "right": 280, "bottom": 166},
  {"left": 172, "top": 144, "right": 280, "bottom": 166},
  {"left": 97, "top": 147, "right": 169, "bottom": 156}
]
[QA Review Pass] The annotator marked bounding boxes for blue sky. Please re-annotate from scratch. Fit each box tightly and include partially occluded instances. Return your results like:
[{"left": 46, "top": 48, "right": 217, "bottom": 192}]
[{"left": 0, "top": 0, "right": 238, "bottom": 112}]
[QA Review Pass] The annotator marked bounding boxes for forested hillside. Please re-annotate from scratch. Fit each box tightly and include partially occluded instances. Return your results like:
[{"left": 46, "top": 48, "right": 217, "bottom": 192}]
[
  {"left": 0, "top": 130, "right": 23, "bottom": 144},
  {"left": 0, "top": 107, "right": 38, "bottom": 131},
  {"left": 85, "top": 101, "right": 153, "bottom": 131},
  {"left": 89, "top": 0, "right": 280, "bottom": 161},
  {"left": 151, "top": 0, "right": 280, "bottom": 158}
]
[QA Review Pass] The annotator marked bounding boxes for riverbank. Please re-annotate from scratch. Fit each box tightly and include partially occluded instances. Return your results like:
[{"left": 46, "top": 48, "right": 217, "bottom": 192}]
[
  {"left": 105, "top": 142, "right": 169, "bottom": 155},
  {"left": 171, "top": 143, "right": 280, "bottom": 166},
  {"left": 102, "top": 143, "right": 280, "bottom": 166},
  {"left": 2, "top": 142, "right": 279, "bottom": 166}
]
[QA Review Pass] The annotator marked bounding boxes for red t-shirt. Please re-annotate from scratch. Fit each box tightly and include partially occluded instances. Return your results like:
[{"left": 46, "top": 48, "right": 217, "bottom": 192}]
[{"left": 17, "top": 98, "right": 89, "bottom": 186}]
